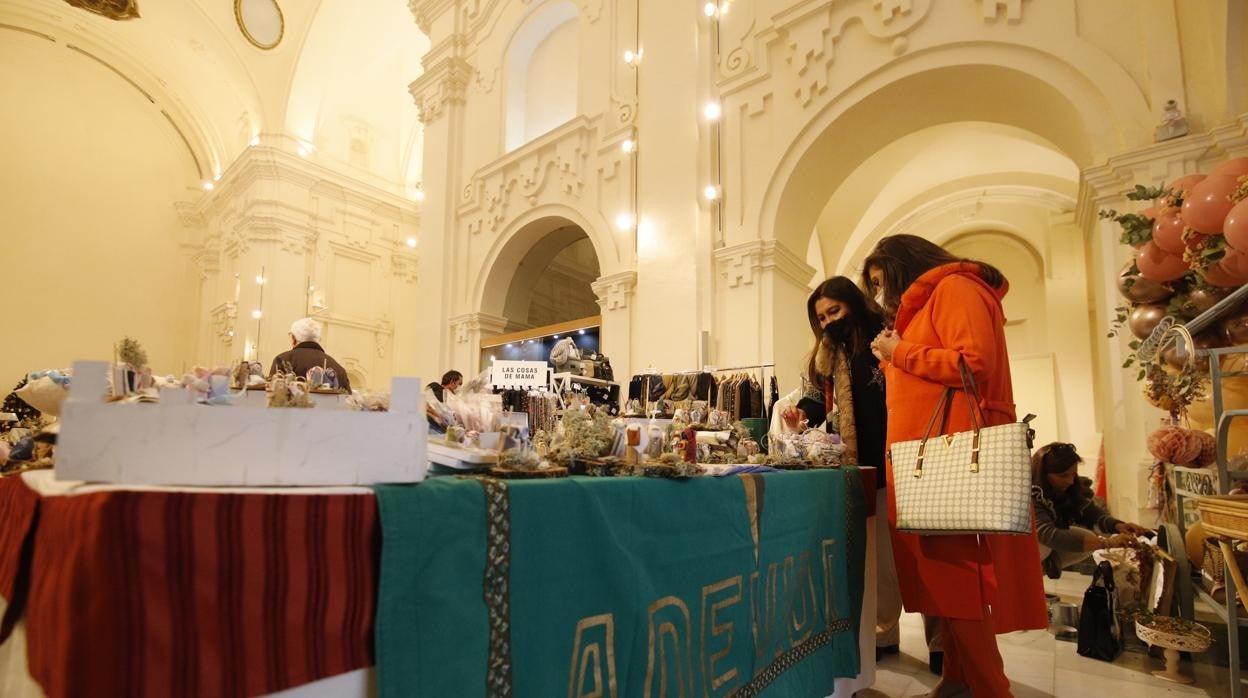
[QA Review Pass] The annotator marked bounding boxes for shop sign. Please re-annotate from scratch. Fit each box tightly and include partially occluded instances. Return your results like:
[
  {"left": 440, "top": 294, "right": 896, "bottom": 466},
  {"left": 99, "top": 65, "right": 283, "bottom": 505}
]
[{"left": 491, "top": 360, "right": 548, "bottom": 389}]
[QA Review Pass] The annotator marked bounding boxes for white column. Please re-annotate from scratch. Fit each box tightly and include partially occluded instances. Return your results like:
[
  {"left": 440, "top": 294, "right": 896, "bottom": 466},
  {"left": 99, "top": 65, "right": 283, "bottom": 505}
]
[
  {"left": 592, "top": 271, "right": 637, "bottom": 383},
  {"left": 448, "top": 312, "right": 510, "bottom": 379}
]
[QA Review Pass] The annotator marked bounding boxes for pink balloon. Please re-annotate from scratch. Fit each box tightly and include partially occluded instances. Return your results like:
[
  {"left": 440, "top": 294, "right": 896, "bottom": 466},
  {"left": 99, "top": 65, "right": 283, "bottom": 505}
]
[
  {"left": 1136, "top": 241, "right": 1190, "bottom": 282},
  {"left": 1226, "top": 199, "right": 1248, "bottom": 251},
  {"left": 1152, "top": 209, "right": 1188, "bottom": 254},
  {"left": 1169, "top": 174, "right": 1207, "bottom": 195},
  {"left": 1222, "top": 247, "right": 1248, "bottom": 279},
  {"left": 1204, "top": 263, "right": 1246, "bottom": 288},
  {"left": 1182, "top": 174, "right": 1240, "bottom": 234},
  {"left": 1212, "top": 157, "right": 1248, "bottom": 179}
]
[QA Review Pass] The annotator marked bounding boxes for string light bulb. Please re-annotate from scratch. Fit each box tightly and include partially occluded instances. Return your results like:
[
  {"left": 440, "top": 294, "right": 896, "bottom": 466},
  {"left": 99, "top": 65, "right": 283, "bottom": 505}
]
[
  {"left": 251, "top": 309, "right": 263, "bottom": 319},
  {"left": 703, "top": 185, "right": 720, "bottom": 201},
  {"left": 250, "top": 136, "right": 260, "bottom": 147},
  {"left": 621, "top": 138, "right": 636, "bottom": 153},
  {"left": 414, "top": 187, "right": 426, "bottom": 202},
  {"left": 615, "top": 212, "right": 636, "bottom": 231},
  {"left": 703, "top": 101, "right": 722, "bottom": 121},
  {"left": 623, "top": 48, "right": 642, "bottom": 65},
  {"left": 704, "top": 2, "right": 718, "bottom": 17},
  {"left": 255, "top": 275, "right": 266, "bottom": 285}
]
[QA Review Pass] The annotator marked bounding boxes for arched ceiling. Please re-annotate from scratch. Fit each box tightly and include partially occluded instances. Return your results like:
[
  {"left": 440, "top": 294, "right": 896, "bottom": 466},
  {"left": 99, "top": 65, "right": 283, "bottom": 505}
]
[
  {"left": 0, "top": 0, "right": 428, "bottom": 193},
  {"left": 807, "top": 121, "right": 1079, "bottom": 276}
]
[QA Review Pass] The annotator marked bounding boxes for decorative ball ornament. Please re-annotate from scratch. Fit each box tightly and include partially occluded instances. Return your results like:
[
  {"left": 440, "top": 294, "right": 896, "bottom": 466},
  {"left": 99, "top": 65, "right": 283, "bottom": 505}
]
[
  {"left": 1182, "top": 175, "right": 1240, "bottom": 234},
  {"left": 1184, "top": 285, "right": 1232, "bottom": 314},
  {"left": 1136, "top": 242, "right": 1189, "bottom": 282},
  {"left": 1116, "top": 261, "right": 1174, "bottom": 303},
  {"left": 1221, "top": 247, "right": 1248, "bottom": 280},
  {"left": 1152, "top": 209, "right": 1188, "bottom": 254},
  {"left": 1211, "top": 157, "right": 1248, "bottom": 179},
  {"left": 1128, "top": 303, "right": 1168, "bottom": 340},
  {"left": 1224, "top": 198, "right": 1248, "bottom": 251},
  {"left": 1221, "top": 305, "right": 1248, "bottom": 345}
]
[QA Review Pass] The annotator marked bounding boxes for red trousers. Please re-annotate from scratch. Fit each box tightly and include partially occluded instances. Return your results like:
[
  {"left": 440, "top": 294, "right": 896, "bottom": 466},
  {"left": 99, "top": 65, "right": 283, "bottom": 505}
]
[{"left": 939, "top": 605, "right": 1012, "bottom": 697}]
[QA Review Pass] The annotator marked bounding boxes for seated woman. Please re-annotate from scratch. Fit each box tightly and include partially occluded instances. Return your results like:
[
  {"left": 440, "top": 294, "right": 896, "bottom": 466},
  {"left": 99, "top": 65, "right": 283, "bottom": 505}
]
[{"left": 1032, "top": 442, "right": 1150, "bottom": 578}]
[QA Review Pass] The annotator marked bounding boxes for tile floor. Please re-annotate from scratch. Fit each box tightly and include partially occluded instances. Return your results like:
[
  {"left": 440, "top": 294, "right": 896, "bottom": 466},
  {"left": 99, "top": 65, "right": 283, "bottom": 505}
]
[{"left": 857, "top": 572, "right": 1237, "bottom": 697}]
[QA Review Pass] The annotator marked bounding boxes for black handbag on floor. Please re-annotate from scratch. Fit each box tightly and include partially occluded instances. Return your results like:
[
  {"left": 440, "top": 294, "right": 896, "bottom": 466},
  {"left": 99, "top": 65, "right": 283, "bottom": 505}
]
[{"left": 1077, "top": 560, "right": 1122, "bottom": 661}]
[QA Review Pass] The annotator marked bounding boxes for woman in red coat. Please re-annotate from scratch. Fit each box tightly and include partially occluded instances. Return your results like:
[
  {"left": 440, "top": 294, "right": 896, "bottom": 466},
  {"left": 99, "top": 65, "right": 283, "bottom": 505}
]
[{"left": 863, "top": 235, "right": 1046, "bottom": 697}]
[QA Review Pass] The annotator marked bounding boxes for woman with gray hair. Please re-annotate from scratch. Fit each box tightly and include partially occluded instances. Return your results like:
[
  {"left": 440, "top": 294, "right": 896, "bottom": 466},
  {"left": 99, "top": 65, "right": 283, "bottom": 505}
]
[{"left": 269, "top": 317, "right": 352, "bottom": 393}]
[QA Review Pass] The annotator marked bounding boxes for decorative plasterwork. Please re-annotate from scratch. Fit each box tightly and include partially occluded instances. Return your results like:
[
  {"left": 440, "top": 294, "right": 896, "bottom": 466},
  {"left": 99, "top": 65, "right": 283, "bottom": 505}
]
[
  {"left": 1072, "top": 121, "right": 1248, "bottom": 230},
  {"left": 591, "top": 271, "right": 637, "bottom": 312},
  {"left": 714, "top": 240, "right": 815, "bottom": 290},
  {"left": 459, "top": 116, "right": 597, "bottom": 236},
  {"left": 978, "top": 0, "right": 1024, "bottom": 23},
  {"left": 210, "top": 301, "right": 237, "bottom": 346},
  {"left": 887, "top": 185, "right": 1075, "bottom": 239},
  {"left": 409, "top": 55, "right": 474, "bottom": 124},
  {"left": 721, "top": 0, "right": 932, "bottom": 99},
  {"left": 390, "top": 251, "right": 420, "bottom": 285},
  {"left": 449, "top": 312, "right": 509, "bottom": 344}
]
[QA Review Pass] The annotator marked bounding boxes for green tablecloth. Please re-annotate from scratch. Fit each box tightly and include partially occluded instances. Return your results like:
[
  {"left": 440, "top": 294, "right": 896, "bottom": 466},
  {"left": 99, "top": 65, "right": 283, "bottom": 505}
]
[{"left": 374, "top": 468, "right": 866, "bottom": 697}]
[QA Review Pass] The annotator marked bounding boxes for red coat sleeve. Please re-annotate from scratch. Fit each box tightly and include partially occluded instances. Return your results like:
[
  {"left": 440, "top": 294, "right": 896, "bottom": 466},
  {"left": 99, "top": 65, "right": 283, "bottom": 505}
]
[{"left": 890, "top": 276, "right": 1001, "bottom": 387}]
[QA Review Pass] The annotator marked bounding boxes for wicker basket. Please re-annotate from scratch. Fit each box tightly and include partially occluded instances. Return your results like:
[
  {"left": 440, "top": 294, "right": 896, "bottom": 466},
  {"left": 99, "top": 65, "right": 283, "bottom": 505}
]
[
  {"left": 1202, "top": 538, "right": 1248, "bottom": 584},
  {"left": 1197, "top": 495, "right": 1248, "bottom": 539}
]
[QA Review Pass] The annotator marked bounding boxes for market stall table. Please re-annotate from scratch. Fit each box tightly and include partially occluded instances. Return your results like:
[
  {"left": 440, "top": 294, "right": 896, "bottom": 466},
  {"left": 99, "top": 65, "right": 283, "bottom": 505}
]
[{"left": 0, "top": 466, "right": 872, "bottom": 697}]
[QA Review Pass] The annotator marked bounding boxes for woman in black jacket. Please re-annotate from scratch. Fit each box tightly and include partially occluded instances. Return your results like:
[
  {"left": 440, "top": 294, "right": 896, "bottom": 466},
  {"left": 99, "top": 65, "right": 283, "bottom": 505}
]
[{"left": 785, "top": 276, "right": 899, "bottom": 658}]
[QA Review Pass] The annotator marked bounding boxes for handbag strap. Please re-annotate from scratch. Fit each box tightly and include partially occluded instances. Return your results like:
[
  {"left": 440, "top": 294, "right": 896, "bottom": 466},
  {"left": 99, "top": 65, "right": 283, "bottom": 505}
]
[{"left": 912, "top": 356, "right": 989, "bottom": 477}]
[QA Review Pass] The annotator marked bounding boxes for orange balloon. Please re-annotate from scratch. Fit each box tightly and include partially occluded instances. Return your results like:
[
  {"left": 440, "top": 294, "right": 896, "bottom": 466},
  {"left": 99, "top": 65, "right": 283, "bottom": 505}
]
[
  {"left": 1152, "top": 209, "right": 1187, "bottom": 254},
  {"left": 1169, "top": 173, "right": 1207, "bottom": 194},
  {"left": 1202, "top": 262, "right": 1245, "bottom": 288},
  {"left": 1136, "top": 241, "right": 1189, "bottom": 281},
  {"left": 1212, "top": 157, "right": 1248, "bottom": 179},
  {"left": 1224, "top": 247, "right": 1248, "bottom": 279},
  {"left": 1225, "top": 198, "right": 1248, "bottom": 251},
  {"left": 1183, "top": 174, "right": 1240, "bottom": 234}
]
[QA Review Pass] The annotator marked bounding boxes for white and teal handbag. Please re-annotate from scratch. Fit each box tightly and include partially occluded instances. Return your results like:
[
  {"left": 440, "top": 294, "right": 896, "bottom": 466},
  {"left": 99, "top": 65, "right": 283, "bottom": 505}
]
[{"left": 889, "top": 359, "right": 1035, "bottom": 536}]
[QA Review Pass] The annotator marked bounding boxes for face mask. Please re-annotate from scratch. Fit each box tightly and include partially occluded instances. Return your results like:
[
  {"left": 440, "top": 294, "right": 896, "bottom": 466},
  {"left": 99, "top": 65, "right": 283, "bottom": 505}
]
[{"left": 821, "top": 318, "right": 850, "bottom": 342}]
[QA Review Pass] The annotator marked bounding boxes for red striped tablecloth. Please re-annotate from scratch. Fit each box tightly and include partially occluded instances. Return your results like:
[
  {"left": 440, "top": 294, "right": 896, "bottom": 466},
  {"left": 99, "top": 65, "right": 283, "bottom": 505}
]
[{"left": 0, "top": 472, "right": 378, "bottom": 698}]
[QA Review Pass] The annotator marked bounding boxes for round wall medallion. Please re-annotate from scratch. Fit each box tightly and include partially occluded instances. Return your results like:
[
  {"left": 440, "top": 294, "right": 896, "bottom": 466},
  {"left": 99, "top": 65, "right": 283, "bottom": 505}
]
[{"left": 234, "top": 0, "right": 284, "bottom": 51}]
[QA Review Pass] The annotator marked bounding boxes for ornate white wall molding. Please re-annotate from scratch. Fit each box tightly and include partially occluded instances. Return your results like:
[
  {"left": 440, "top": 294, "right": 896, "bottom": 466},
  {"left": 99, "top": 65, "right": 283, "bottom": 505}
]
[
  {"left": 1073, "top": 119, "right": 1248, "bottom": 230},
  {"left": 210, "top": 301, "right": 237, "bottom": 346},
  {"left": 449, "top": 312, "right": 509, "bottom": 344},
  {"left": 458, "top": 115, "right": 599, "bottom": 236},
  {"left": 591, "top": 271, "right": 637, "bottom": 312},
  {"left": 409, "top": 54, "right": 474, "bottom": 125},
  {"left": 719, "top": 0, "right": 932, "bottom": 97},
  {"left": 714, "top": 240, "right": 815, "bottom": 290},
  {"left": 978, "top": 0, "right": 1023, "bottom": 23}
]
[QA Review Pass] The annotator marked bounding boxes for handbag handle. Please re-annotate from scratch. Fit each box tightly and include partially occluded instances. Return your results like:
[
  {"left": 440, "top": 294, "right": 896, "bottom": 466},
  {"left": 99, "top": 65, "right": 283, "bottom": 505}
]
[{"left": 912, "top": 356, "right": 990, "bottom": 478}]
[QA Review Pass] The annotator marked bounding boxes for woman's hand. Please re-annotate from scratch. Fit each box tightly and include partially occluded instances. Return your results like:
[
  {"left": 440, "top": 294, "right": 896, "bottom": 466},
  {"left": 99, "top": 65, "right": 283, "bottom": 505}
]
[
  {"left": 871, "top": 329, "right": 900, "bottom": 362},
  {"left": 1115, "top": 522, "right": 1150, "bottom": 537},
  {"left": 782, "top": 407, "right": 807, "bottom": 432}
]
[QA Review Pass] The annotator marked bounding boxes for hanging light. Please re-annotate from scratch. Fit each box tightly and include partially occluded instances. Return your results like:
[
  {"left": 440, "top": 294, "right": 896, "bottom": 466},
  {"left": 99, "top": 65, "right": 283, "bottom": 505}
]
[
  {"left": 255, "top": 274, "right": 266, "bottom": 285},
  {"left": 202, "top": 181, "right": 215, "bottom": 191},
  {"left": 621, "top": 138, "right": 636, "bottom": 153},
  {"left": 703, "top": 185, "right": 721, "bottom": 201},
  {"left": 251, "top": 309, "right": 263, "bottom": 319},
  {"left": 703, "top": 2, "right": 718, "bottom": 17},
  {"left": 624, "top": 48, "right": 642, "bottom": 65},
  {"left": 406, "top": 237, "right": 418, "bottom": 248},
  {"left": 703, "top": 101, "right": 722, "bottom": 121},
  {"left": 615, "top": 212, "right": 636, "bottom": 231}
]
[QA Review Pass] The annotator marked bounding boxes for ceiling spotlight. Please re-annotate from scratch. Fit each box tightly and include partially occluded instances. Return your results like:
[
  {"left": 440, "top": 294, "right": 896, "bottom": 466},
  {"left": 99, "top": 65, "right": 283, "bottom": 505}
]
[
  {"left": 621, "top": 138, "right": 636, "bottom": 153},
  {"left": 251, "top": 309, "right": 263, "bottom": 319},
  {"left": 703, "top": 185, "right": 721, "bottom": 201},
  {"left": 553, "top": 334, "right": 560, "bottom": 339},
  {"left": 506, "top": 343, "right": 513, "bottom": 348},
  {"left": 578, "top": 329, "right": 586, "bottom": 335},
  {"left": 615, "top": 212, "right": 635, "bottom": 231},
  {"left": 202, "top": 181, "right": 215, "bottom": 191},
  {"left": 406, "top": 237, "right": 418, "bottom": 248},
  {"left": 703, "top": 101, "right": 722, "bottom": 121}
]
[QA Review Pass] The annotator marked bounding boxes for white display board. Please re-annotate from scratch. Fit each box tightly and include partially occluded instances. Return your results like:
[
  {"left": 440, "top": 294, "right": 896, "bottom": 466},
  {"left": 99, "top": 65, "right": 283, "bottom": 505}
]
[
  {"left": 56, "top": 361, "right": 427, "bottom": 486},
  {"left": 490, "top": 360, "right": 549, "bottom": 389}
]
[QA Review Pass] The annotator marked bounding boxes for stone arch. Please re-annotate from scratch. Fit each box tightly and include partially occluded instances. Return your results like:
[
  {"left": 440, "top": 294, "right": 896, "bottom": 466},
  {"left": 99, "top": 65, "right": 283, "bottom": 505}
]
[
  {"left": 502, "top": 0, "right": 579, "bottom": 151},
  {"left": 474, "top": 203, "right": 614, "bottom": 319},
  {"left": 760, "top": 43, "right": 1151, "bottom": 256}
]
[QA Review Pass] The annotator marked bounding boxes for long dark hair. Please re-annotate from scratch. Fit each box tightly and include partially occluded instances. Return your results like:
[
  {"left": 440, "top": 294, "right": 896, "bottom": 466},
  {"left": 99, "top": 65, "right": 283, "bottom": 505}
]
[
  {"left": 1031, "top": 442, "right": 1082, "bottom": 493},
  {"left": 861, "top": 234, "right": 1004, "bottom": 316},
  {"left": 805, "top": 276, "right": 883, "bottom": 386}
]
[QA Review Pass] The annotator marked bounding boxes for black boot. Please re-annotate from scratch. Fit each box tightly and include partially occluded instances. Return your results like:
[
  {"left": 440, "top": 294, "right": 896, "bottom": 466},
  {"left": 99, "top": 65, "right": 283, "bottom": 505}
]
[
  {"left": 929, "top": 650, "right": 944, "bottom": 675},
  {"left": 875, "top": 644, "right": 899, "bottom": 661}
]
